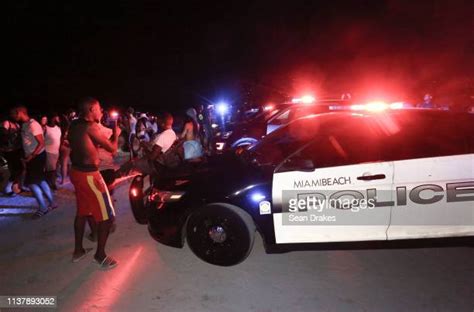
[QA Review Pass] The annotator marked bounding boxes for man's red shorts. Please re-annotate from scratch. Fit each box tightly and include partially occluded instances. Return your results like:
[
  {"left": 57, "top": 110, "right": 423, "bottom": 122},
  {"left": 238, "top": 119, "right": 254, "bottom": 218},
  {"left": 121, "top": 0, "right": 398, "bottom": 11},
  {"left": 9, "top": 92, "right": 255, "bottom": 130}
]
[{"left": 70, "top": 168, "right": 115, "bottom": 222}]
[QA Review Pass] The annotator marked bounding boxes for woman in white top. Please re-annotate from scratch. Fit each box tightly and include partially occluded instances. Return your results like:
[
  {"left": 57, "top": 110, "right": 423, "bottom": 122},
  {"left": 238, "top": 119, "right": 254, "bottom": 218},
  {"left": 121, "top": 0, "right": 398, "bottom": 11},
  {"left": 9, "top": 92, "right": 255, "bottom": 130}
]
[{"left": 44, "top": 113, "right": 62, "bottom": 189}]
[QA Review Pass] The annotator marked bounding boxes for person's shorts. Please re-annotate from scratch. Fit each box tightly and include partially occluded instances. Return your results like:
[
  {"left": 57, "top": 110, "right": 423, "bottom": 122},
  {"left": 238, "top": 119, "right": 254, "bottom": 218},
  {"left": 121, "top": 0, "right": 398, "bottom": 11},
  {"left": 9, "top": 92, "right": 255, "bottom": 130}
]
[
  {"left": 183, "top": 140, "right": 203, "bottom": 160},
  {"left": 46, "top": 152, "right": 59, "bottom": 171},
  {"left": 25, "top": 151, "right": 46, "bottom": 185},
  {"left": 70, "top": 168, "right": 115, "bottom": 222}
]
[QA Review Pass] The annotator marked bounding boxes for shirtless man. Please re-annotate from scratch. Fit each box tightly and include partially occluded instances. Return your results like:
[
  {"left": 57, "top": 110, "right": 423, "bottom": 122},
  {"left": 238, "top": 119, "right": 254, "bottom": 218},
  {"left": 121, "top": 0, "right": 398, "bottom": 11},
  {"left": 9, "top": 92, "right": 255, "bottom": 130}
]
[{"left": 68, "top": 97, "right": 121, "bottom": 269}]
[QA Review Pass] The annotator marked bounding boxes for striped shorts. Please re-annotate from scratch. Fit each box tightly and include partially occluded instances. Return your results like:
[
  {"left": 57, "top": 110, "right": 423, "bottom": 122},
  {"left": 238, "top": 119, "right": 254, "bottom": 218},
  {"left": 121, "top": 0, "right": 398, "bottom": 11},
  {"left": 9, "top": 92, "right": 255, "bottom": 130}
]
[{"left": 70, "top": 168, "right": 115, "bottom": 222}]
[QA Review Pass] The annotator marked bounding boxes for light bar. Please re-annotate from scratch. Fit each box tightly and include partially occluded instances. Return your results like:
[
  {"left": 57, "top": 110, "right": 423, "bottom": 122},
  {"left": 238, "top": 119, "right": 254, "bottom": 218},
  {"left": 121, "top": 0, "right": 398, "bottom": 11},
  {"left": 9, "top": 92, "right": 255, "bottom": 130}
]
[
  {"left": 389, "top": 102, "right": 405, "bottom": 109},
  {"left": 365, "top": 101, "right": 388, "bottom": 112},
  {"left": 349, "top": 101, "right": 407, "bottom": 112},
  {"left": 292, "top": 95, "right": 316, "bottom": 104},
  {"left": 301, "top": 95, "right": 316, "bottom": 104}
]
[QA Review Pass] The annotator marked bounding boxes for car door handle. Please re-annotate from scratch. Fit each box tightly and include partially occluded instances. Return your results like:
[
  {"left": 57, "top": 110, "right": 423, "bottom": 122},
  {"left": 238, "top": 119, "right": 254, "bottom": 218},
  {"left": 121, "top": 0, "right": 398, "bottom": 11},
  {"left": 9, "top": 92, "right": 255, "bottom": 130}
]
[{"left": 357, "top": 174, "right": 386, "bottom": 181}]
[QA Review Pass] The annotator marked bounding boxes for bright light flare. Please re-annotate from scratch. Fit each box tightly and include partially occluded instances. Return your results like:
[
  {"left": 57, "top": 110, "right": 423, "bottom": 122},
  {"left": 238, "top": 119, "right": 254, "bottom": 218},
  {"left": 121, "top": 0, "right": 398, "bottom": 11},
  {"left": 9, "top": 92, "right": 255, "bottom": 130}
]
[
  {"left": 365, "top": 101, "right": 388, "bottom": 112},
  {"left": 389, "top": 102, "right": 404, "bottom": 109},
  {"left": 301, "top": 95, "right": 316, "bottom": 104},
  {"left": 110, "top": 111, "right": 119, "bottom": 118},
  {"left": 217, "top": 103, "right": 229, "bottom": 115},
  {"left": 292, "top": 95, "right": 316, "bottom": 104},
  {"left": 263, "top": 104, "right": 274, "bottom": 111},
  {"left": 130, "top": 188, "right": 139, "bottom": 197},
  {"left": 351, "top": 101, "right": 392, "bottom": 112},
  {"left": 350, "top": 104, "right": 365, "bottom": 110},
  {"left": 250, "top": 192, "right": 266, "bottom": 202}
]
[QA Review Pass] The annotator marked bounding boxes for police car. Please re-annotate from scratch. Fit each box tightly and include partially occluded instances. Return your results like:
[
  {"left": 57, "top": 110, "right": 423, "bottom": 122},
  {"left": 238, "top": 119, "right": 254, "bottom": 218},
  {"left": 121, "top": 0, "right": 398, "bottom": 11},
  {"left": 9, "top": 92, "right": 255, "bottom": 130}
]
[
  {"left": 214, "top": 99, "right": 351, "bottom": 152},
  {"left": 130, "top": 108, "right": 474, "bottom": 266}
]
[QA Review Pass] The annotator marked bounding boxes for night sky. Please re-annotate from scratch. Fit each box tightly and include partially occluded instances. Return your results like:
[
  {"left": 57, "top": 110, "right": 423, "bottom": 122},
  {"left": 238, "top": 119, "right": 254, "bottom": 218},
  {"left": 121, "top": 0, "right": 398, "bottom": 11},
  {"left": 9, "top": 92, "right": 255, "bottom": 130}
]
[{"left": 2, "top": 0, "right": 473, "bottom": 114}]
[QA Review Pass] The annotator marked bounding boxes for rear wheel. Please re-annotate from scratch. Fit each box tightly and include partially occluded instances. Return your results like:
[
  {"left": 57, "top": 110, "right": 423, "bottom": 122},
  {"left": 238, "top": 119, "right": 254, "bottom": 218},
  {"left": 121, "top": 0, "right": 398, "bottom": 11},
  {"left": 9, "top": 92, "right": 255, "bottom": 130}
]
[{"left": 186, "top": 203, "right": 256, "bottom": 266}]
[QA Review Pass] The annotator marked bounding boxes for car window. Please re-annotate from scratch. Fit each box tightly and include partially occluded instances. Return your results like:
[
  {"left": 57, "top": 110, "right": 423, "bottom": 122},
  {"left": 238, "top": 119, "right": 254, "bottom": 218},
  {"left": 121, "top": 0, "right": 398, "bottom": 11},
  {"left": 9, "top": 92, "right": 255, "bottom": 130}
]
[
  {"left": 250, "top": 116, "right": 324, "bottom": 166},
  {"left": 380, "top": 113, "right": 474, "bottom": 161},
  {"left": 268, "top": 108, "right": 291, "bottom": 126},
  {"left": 277, "top": 118, "right": 383, "bottom": 172}
]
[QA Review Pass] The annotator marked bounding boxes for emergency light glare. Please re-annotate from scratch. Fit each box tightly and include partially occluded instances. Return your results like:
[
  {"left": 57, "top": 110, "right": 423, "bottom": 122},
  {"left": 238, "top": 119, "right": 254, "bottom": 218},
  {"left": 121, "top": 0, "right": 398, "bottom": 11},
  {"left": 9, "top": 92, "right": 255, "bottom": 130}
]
[
  {"left": 389, "top": 102, "right": 404, "bottom": 109},
  {"left": 350, "top": 104, "right": 365, "bottom": 111},
  {"left": 365, "top": 101, "right": 388, "bottom": 112},
  {"left": 264, "top": 104, "right": 274, "bottom": 111},
  {"left": 250, "top": 192, "right": 266, "bottom": 202},
  {"left": 131, "top": 188, "right": 139, "bottom": 197},
  {"left": 301, "top": 95, "right": 316, "bottom": 104},
  {"left": 292, "top": 95, "right": 316, "bottom": 104},
  {"left": 217, "top": 103, "right": 229, "bottom": 115},
  {"left": 110, "top": 111, "right": 119, "bottom": 118},
  {"left": 351, "top": 101, "right": 391, "bottom": 112}
]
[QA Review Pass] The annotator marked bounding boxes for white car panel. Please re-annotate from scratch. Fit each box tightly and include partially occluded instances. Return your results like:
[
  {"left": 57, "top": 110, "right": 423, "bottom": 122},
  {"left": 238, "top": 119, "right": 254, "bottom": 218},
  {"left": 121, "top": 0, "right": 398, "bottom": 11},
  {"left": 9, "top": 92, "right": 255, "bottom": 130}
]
[
  {"left": 272, "top": 161, "right": 394, "bottom": 244},
  {"left": 387, "top": 154, "right": 474, "bottom": 239}
]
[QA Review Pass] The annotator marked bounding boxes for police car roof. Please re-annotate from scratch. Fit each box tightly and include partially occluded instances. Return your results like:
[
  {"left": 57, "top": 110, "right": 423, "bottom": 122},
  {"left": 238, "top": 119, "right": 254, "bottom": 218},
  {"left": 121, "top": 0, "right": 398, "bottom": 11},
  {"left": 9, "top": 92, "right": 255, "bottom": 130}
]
[
  {"left": 304, "top": 107, "right": 471, "bottom": 119},
  {"left": 285, "top": 108, "right": 474, "bottom": 132}
]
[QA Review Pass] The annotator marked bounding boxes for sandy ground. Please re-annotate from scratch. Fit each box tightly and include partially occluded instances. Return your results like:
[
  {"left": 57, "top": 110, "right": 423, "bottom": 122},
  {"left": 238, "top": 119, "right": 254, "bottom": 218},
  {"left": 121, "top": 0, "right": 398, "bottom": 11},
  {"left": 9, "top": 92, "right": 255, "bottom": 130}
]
[{"left": 0, "top": 158, "right": 473, "bottom": 311}]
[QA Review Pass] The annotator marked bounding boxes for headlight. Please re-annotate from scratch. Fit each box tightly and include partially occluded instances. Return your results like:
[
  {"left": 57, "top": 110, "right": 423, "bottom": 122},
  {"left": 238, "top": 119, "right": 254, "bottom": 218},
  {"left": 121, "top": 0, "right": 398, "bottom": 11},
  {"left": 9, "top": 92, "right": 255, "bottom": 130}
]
[
  {"left": 215, "top": 142, "right": 226, "bottom": 151},
  {"left": 216, "top": 131, "right": 232, "bottom": 138},
  {"left": 148, "top": 189, "right": 186, "bottom": 209}
]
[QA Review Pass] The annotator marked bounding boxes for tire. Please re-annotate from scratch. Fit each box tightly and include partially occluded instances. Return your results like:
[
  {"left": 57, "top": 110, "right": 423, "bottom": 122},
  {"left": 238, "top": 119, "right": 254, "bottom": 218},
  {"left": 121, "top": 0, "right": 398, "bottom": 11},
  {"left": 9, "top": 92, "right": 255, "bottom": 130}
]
[
  {"left": 129, "top": 175, "right": 148, "bottom": 224},
  {"left": 186, "top": 203, "right": 256, "bottom": 266}
]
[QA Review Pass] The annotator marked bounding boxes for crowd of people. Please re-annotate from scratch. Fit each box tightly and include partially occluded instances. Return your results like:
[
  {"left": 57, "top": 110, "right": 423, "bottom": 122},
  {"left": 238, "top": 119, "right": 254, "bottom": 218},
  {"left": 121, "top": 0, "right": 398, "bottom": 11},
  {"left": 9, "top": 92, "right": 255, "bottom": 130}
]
[{"left": 0, "top": 97, "right": 215, "bottom": 269}]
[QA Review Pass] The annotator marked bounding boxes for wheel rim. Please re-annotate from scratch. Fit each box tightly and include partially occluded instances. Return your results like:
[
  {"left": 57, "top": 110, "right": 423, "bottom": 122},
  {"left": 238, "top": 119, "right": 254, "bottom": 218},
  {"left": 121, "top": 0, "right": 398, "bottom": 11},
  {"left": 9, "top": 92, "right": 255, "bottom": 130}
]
[
  {"left": 190, "top": 215, "right": 244, "bottom": 263},
  {"left": 208, "top": 225, "right": 227, "bottom": 243}
]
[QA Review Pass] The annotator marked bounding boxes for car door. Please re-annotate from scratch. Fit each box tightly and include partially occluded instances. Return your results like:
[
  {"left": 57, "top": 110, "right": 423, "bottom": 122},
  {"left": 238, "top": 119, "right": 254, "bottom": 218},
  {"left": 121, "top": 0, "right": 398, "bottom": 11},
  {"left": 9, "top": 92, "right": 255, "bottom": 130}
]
[
  {"left": 385, "top": 114, "right": 474, "bottom": 239},
  {"left": 272, "top": 117, "right": 393, "bottom": 244}
]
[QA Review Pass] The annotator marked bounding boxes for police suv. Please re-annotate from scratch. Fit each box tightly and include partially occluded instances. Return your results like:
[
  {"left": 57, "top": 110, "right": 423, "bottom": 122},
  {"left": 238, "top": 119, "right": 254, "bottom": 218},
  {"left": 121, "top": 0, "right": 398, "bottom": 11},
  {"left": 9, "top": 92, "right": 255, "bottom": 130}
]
[{"left": 130, "top": 109, "right": 474, "bottom": 266}]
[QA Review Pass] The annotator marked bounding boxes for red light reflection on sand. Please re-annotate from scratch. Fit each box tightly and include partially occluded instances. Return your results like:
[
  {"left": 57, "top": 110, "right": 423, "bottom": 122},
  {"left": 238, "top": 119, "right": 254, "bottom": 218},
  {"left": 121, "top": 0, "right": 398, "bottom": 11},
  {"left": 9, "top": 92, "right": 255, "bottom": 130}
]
[{"left": 78, "top": 246, "right": 144, "bottom": 311}]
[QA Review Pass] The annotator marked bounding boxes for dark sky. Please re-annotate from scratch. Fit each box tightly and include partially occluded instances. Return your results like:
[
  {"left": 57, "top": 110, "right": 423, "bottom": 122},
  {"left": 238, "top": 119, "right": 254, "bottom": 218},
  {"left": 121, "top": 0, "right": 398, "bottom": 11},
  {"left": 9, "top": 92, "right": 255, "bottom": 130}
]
[{"left": 2, "top": 0, "right": 473, "bottom": 113}]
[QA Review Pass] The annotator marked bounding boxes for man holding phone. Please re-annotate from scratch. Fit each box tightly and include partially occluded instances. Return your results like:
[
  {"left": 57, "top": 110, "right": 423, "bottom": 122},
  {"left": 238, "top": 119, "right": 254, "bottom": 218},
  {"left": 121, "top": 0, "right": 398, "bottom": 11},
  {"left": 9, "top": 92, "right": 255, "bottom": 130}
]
[{"left": 68, "top": 97, "right": 121, "bottom": 270}]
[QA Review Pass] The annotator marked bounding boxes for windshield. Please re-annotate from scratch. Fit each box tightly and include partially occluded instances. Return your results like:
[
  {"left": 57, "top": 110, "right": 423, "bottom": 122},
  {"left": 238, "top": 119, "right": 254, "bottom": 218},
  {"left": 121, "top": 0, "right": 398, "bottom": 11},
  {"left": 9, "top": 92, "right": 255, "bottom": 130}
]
[{"left": 246, "top": 115, "right": 327, "bottom": 166}]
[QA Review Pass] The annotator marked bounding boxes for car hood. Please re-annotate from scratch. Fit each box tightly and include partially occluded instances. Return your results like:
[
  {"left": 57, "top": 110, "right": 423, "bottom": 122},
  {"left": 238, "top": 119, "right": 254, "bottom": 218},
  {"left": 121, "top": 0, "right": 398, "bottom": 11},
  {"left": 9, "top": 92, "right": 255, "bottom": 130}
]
[{"left": 158, "top": 153, "right": 272, "bottom": 199}]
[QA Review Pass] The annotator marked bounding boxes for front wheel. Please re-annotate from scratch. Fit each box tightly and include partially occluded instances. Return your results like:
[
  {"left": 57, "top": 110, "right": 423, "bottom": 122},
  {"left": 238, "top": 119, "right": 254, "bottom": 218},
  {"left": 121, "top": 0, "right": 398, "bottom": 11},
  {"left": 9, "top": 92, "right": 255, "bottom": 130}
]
[{"left": 186, "top": 203, "right": 256, "bottom": 266}]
